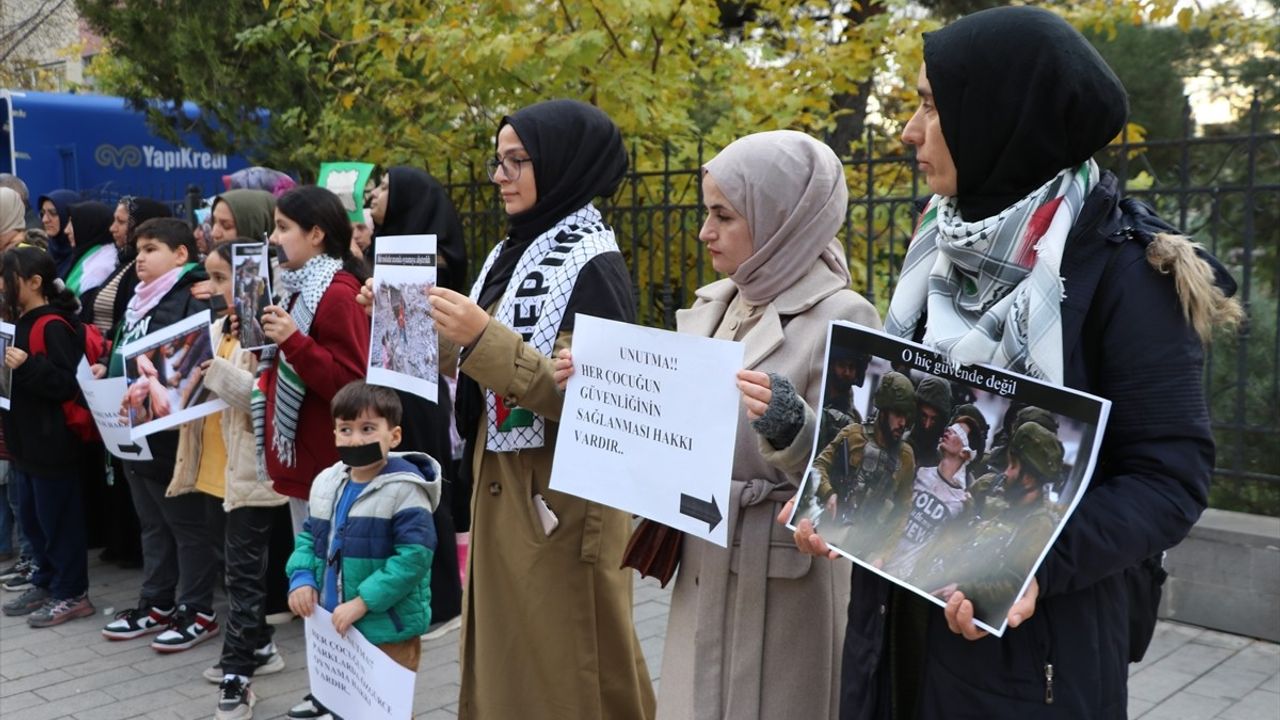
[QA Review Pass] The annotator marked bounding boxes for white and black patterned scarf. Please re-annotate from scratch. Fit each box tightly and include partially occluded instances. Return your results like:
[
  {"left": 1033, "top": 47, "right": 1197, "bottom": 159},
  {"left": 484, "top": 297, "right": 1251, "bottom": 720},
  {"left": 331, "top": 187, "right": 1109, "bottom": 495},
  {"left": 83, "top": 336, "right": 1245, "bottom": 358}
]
[
  {"left": 468, "top": 204, "right": 616, "bottom": 451},
  {"left": 884, "top": 160, "right": 1098, "bottom": 384},
  {"left": 251, "top": 254, "right": 342, "bottom": 469}
]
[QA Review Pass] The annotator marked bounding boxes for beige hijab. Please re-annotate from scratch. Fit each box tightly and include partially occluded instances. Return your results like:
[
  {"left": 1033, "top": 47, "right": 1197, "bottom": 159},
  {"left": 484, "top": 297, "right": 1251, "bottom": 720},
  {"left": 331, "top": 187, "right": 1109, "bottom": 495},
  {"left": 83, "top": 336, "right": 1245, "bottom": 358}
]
[
  {"left": 0, "top": 187, "right": 25, "bottom": 234},
  {"left": 704, "top": 130, "right": 851, "bottom": 306}
]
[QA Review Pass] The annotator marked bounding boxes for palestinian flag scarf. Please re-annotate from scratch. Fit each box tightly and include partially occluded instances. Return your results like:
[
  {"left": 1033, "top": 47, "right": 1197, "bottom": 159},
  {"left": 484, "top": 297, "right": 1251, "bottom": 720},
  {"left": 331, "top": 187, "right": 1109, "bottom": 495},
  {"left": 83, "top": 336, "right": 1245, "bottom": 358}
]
[{"left": 884, "top": 160, "right": 1098, "bottom": 384}]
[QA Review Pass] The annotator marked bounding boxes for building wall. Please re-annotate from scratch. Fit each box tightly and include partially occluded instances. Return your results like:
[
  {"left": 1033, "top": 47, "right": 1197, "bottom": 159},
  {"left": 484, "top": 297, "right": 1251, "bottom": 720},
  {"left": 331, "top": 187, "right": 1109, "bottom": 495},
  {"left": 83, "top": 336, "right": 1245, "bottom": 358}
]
[{"left": 1, "top": 0, "right": 92, "bottom": 89}]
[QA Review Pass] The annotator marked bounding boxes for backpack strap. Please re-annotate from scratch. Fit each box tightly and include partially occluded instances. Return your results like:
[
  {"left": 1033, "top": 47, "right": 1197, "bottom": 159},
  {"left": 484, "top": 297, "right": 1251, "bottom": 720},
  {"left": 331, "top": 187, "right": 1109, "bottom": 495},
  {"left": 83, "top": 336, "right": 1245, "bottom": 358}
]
[{"left": 27, "top": 314, "right": 83, "bottom": 359}]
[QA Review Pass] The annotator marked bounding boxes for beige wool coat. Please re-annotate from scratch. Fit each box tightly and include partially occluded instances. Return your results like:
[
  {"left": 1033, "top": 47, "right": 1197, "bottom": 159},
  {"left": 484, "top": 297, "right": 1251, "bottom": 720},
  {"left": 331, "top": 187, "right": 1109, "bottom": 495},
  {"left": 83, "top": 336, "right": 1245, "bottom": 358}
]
[
  {"left": 168, "top": 321, "right": 287, "bottom": 510},
  {"left": 656, "top": 263, "right": 880, "bottom": 720},
  {"left": 456, "top": 317, "right": 655, "bottom": 720}
]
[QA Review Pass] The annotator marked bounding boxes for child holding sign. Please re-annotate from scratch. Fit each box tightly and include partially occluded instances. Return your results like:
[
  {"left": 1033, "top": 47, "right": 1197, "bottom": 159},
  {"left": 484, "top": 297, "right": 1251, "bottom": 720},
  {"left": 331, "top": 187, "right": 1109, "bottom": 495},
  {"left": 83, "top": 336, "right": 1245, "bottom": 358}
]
[{"left": 285, "top": 381, "right": 439, "bottom": 720}]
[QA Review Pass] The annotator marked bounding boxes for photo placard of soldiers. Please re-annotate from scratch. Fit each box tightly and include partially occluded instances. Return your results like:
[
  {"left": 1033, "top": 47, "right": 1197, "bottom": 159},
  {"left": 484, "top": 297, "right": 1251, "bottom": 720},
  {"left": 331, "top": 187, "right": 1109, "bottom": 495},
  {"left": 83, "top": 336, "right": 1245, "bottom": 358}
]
[
  {"left": 118, "top": 310, "right": 227, "bottom": 440},
  {"left": 0, "top": 321, "right": 13, "bottom": 410},
  {"left": 366, "top": 234, "right": 439, "bottom": 403},
  {"left": 788, "top": 321, "right": 1110, "bottom": 636},
  {"left": 232, "top": 242, "right": 273, "bottom": 350}
]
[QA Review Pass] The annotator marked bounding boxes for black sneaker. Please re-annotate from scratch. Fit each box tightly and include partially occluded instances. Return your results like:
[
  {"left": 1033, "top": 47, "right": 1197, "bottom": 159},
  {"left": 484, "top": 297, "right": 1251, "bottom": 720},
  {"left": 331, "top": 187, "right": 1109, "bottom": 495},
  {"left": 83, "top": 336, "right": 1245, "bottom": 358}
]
[
  {"left": 215, "top": 676, "right": 255, "bottom": 720},
  {"left": 151, "top": 605, "right": 219, "bottom": 653},
  {"left": 287, "top": 694, "right": 340, "bottom": 719},
  {"left": 1, "top": 562, "right": 36, "bottom": 592},
  {"left": 2, "top": 585, "right": 50, "bottom": 616},
  {"left": 202, "top": 642, "right": 287, "bottom": 683},
  {"left": 0, "top": 557, "right": 31, "bottom": 582},
  {"left": 102, "top": 603, "right": 175, "bottom": 640}
]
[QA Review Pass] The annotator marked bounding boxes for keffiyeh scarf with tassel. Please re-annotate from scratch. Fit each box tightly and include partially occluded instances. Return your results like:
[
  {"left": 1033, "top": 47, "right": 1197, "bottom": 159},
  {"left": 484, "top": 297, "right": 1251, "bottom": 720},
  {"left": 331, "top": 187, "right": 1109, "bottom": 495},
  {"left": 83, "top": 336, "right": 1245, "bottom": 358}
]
[
  {"left": 884, "top": 160, "right": 1099, "bottom": 384},
  {"left": 251, "top": 254, "right": 342, "bottom": 469}
]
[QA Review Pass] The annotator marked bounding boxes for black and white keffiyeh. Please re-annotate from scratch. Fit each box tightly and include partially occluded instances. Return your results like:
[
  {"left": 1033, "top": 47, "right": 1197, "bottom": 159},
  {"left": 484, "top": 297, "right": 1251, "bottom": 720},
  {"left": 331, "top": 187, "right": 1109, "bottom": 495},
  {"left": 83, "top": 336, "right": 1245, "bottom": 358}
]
[
  {"left": 884, "top": 160, "right": 1099, "bottom": 384},
  {"left": 468, "top": 204, "right": 616, "bottom": 452}
]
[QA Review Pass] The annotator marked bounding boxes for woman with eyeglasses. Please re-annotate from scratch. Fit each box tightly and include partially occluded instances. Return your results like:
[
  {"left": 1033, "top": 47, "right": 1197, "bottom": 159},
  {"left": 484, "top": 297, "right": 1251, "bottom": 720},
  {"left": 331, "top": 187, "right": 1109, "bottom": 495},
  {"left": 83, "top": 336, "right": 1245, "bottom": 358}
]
[{"left": 427, "top": 99, "right": 655, "bottom": 720}]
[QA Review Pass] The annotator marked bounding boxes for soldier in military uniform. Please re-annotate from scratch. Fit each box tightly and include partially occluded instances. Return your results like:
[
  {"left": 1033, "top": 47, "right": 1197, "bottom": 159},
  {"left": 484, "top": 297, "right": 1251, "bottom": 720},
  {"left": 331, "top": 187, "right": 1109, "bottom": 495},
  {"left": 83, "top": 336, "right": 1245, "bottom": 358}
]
[
  {"left": 803, "top": 371, "right": 917, "bottom": 556},
  {"left": 817, "top": 345, "right": 872, "bottom": 453},
  {"left": 906, "top": 375, "right": 953, "bottom": 467},
  {"left": 922, "top": 422, "right": 1064, "bottom": 627},
  {"left": 971, "top": 405, "right": 1058, "bottom": 515}
]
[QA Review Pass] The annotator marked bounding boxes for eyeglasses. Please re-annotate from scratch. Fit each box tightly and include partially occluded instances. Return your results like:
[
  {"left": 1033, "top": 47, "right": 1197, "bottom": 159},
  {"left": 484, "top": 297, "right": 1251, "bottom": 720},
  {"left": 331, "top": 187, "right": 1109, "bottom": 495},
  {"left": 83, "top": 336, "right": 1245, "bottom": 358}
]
[{"left": 485, "top": 154, "right": 533, "bottom": 182}]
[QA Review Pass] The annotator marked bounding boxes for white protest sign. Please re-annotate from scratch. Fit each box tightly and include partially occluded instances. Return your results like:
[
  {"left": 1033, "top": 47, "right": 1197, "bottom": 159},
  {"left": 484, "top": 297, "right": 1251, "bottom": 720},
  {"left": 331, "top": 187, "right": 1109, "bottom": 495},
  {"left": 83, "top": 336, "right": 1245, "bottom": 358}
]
[
  {"left": 304, "top": 606, "right": 416, "bottom": 720},
  {"left": 0, "top": 321, "right": 12, "bottom": 411},
  {"left": 367, "top": 234, "right": 439, "bottom": 403},
  {"left": 550, "top": 314, "right": 744, "bottom": 547},
  {"left": 79, "top": 376, "right": 153, "bottom": 461}
]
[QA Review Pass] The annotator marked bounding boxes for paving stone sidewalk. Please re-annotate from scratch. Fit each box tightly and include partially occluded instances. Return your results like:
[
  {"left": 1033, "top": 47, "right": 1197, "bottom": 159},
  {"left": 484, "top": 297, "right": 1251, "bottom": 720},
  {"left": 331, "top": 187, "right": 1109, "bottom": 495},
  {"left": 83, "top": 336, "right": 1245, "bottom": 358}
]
[{"left": 1, "top": 557, "right": 1275, "bottom": 719}]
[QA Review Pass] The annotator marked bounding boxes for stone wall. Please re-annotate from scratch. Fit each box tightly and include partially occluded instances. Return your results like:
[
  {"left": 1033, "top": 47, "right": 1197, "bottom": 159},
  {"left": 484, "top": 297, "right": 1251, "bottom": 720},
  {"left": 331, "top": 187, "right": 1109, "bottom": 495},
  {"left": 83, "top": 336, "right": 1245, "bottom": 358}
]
[{"left": 1160, "top": 509, "right": 1280, "bottom": 643}]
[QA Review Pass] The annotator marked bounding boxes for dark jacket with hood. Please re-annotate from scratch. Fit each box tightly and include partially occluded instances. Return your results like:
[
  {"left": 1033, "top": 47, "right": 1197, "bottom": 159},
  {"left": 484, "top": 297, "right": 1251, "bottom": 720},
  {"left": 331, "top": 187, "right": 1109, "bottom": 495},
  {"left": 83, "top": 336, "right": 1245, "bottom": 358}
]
[
  {"left": 108, "top": 264, "right": 211, "bottom": 469},
  {"left": 3, "top": 305, "right": 88, "bottom": 477},
  {"left": 839, "top": 8, "right": 1233, "bottom": 719},
  {"left": 841, "top": 173, "right": 1230, "bottom": 720}
]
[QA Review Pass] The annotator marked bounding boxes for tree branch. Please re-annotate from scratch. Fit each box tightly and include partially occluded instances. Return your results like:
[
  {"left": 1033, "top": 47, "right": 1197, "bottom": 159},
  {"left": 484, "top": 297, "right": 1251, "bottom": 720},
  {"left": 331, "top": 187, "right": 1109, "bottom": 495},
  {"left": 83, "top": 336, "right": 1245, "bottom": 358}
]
[{"left": 588, "top": 0, "right": 628, "bottom": 59}]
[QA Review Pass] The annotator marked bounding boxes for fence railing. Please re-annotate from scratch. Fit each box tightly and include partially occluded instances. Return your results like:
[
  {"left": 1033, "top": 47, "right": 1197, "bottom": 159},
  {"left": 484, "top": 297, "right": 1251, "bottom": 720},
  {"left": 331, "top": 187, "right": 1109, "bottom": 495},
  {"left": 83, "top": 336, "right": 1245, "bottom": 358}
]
[{"left": 440, "top": 100, "right": 1280, "bottom": 514}]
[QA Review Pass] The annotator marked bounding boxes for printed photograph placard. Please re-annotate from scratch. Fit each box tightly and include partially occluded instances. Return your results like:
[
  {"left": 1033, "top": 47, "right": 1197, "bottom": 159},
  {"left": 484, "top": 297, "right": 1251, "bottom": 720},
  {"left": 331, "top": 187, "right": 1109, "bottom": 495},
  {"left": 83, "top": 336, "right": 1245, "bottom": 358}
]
[
  {"left": 0, "top": 321, "right": 13, "bottom": 410},
  {"left": 118, "top": 311, "right": 227, "bottom": 439},
  {"left": 232, "top": 242, "right": 273, "bottom": 350},
  {"left": 367, "top": 234, "right": 439, "bottom": 403},
  {"left": 787, "top": 322, "right": 1110, "bottom": 636}
]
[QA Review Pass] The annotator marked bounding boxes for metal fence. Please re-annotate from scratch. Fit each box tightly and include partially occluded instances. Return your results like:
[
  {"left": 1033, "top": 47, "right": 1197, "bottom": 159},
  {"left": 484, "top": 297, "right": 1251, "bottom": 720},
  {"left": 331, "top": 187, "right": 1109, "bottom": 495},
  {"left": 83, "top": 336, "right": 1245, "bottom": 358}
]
[{"left": 440, "top": 100, "right": 1280, "bottom": 514}]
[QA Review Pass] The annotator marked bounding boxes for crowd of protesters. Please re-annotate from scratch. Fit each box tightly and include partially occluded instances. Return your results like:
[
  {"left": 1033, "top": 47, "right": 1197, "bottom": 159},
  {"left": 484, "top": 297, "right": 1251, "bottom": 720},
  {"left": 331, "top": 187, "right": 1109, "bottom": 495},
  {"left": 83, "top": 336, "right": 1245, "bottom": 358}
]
[{"left": 0, "top": 7, "right": 1245, "bottom": 720}]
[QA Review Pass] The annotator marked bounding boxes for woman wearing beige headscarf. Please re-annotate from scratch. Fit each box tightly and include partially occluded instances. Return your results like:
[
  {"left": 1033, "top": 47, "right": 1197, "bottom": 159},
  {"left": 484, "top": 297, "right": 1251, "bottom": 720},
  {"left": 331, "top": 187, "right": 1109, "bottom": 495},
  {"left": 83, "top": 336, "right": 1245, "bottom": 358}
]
[
  {"left": 661, "top": 131, "right": 878, "bottom": 719},
  {"left": 0, "top": 188, "right": 27, "bottom": 251}
]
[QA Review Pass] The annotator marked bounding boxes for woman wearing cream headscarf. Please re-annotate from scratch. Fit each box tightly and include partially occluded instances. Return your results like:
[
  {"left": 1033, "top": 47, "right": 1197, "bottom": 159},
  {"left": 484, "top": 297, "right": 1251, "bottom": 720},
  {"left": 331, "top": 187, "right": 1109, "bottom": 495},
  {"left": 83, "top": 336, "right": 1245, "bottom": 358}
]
[
  {"left": 657, "top": 131, "right": 879, "bottom": 720},
  {"left": 0, "top": 188, "right": 26, "bottom": 251}
]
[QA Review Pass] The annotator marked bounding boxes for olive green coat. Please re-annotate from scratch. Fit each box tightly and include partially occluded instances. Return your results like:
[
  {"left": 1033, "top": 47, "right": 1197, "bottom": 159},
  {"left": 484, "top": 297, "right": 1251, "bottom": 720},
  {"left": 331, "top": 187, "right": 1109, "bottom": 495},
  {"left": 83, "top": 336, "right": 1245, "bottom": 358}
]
[{"left": 456, "top": 317, "right": 655, "bottom": 720}]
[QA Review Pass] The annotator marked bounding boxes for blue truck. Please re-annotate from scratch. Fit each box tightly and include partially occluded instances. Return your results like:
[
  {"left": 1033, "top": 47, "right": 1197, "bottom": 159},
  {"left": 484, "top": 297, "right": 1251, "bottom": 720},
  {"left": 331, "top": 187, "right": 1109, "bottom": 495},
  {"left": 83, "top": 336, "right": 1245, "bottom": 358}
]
[{"left": 0, "top": 89, "right": 252, "bottom": 205}]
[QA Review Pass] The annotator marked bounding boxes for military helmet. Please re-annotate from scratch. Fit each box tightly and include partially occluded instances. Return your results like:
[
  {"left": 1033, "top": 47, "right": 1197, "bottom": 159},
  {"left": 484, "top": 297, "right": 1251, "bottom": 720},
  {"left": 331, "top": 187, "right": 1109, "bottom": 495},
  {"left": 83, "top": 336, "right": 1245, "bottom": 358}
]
[
  {"left": 874, "top": 371, "right": 917, "bottom": 416},
  {"left": 915, "top": 376, "right": 953, "bottom": 414},
  {"left": 1014, "top": 405, "right": 1059, "bottom": 435},
  {"left": 1011, "top": 422, "right": 1064, "bottom": 477}
]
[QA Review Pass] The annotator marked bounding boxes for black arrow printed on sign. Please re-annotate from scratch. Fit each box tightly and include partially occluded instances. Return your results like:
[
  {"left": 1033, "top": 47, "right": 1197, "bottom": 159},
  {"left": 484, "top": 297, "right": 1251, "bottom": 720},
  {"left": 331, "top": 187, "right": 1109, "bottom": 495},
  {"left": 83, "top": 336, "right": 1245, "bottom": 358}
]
[
  {"left": 679, "top": 493, "right": 723, "bottom": 533},
  {"left": 118, "top": 443, "right": 143, "bottom": 455}
]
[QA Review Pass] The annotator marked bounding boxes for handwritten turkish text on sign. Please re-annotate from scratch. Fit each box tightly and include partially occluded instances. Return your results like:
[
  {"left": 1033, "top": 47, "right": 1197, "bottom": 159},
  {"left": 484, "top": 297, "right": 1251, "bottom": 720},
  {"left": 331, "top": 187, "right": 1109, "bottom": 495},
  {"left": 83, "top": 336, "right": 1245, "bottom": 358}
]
[
  {"left": 550, "top": 314, "right": 743, "bottom": 547},
  {"left": 304, "top": 606, "right": 415, "bottom": 720}
]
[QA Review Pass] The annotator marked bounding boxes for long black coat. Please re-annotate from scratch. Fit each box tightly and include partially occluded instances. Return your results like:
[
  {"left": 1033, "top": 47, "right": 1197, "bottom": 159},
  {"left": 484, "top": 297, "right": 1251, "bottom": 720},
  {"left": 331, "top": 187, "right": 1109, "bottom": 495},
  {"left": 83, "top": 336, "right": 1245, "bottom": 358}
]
[{"left": 841, "top": 172, "right": 1228, "bottom": 719}]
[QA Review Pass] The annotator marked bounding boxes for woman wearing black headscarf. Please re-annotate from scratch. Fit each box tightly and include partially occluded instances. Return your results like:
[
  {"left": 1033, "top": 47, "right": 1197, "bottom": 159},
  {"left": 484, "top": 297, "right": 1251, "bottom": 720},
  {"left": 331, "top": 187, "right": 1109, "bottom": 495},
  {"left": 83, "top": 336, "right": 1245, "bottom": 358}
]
[
  {"left": 786, "top": 7, "right": 1240, "bottom": 719},
  {"left": 83, "top": 197, "right": 173, "bottom": 339},
  {"left": 38, "top": 189, "right": 79, "bottom": 278},
  {"left": 427, "top": 100, "right": 654, "bottom": 719},
  {"left": 370, "top": 166, "right": 468, "bottom": 292},
  {"left": 64, "top": 202, "right": 117, "bottom": 301},
  {"left": 365, "top": 165, "right": 467, "bottom": 633}
]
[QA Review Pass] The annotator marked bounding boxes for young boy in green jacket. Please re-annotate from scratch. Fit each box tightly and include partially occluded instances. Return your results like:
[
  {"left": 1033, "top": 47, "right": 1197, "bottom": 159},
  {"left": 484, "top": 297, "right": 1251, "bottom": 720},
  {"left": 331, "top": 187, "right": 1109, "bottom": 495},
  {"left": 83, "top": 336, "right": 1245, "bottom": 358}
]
[{"left": 282, "top": 381, "right": 439, "bottom": 720}]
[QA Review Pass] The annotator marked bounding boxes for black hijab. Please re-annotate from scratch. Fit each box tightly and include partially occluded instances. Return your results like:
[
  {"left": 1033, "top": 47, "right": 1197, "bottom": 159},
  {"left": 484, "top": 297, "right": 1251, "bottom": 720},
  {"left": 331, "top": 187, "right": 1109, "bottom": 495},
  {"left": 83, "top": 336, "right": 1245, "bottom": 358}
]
[
  {"left": 39, "top": 189, "right": 79, "bottom": 277},
  {"left": 118, "top": 197, "right": 174, "bottom": 262},
  {"left": 66, "top": 201, "right": 115, "bottom": 267},
  {"left": 373, "top": 166, "right": 468, "bottom": 293},
  {"left": 923, "top": 6, "right": 1128, "bottom": 221},
  {"left": 476, "top": 99, "right": 626, "bottom": 309}
]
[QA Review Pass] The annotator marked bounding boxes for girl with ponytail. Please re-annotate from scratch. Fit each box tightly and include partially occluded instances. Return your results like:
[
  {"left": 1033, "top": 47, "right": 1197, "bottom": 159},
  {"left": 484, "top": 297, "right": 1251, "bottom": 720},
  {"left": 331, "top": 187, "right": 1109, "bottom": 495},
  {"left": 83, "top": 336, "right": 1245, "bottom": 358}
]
[{"left": 0, "top": 246, "right": 95, "bottom": 627}]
